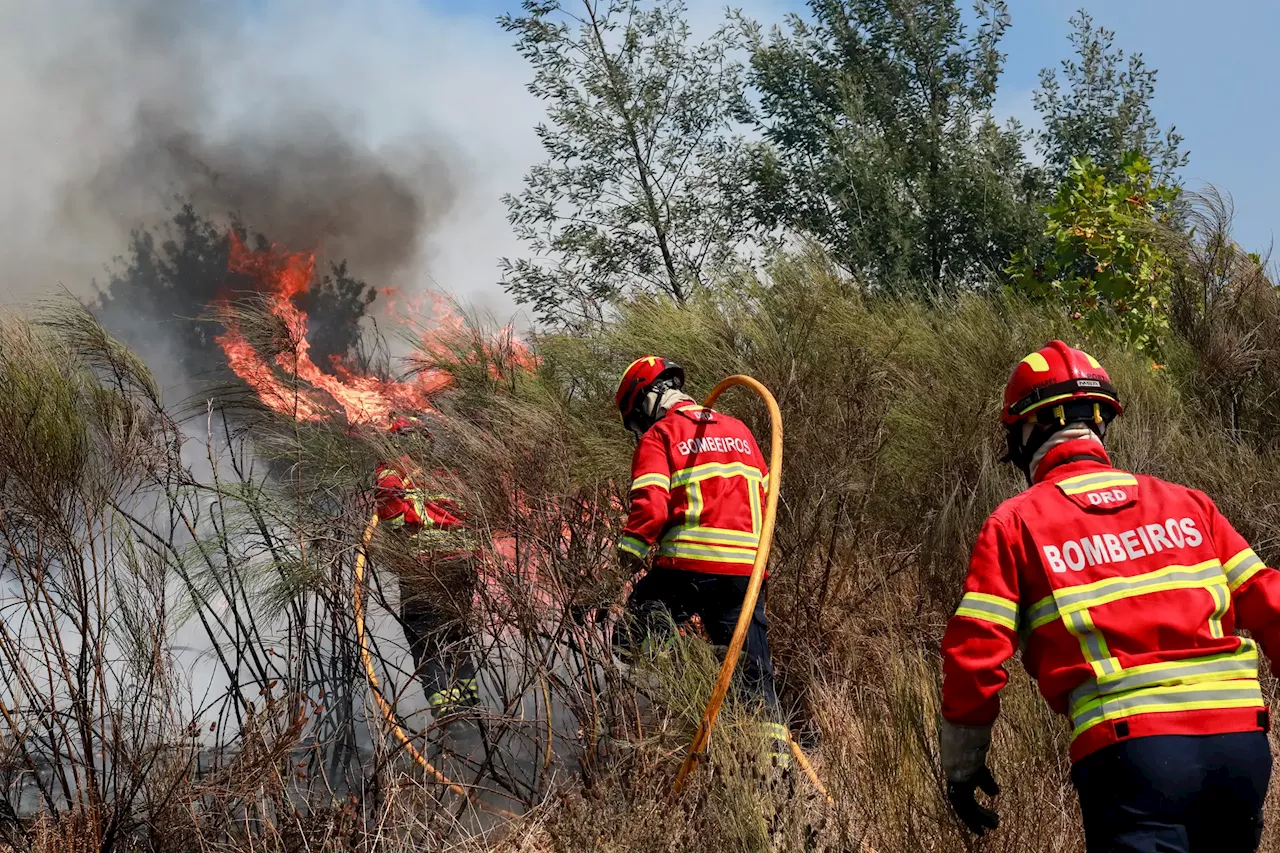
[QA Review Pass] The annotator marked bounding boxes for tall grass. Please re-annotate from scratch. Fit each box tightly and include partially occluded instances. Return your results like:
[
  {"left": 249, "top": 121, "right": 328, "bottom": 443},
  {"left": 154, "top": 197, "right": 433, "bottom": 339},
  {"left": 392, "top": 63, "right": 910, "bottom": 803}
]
[{"left": 6, "top": 233, "right": 1280, "bottom": 852}]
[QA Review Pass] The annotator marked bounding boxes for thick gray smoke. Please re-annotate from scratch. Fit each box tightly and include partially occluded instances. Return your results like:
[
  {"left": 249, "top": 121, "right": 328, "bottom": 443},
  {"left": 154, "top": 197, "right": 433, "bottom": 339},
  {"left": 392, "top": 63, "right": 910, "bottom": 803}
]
[{"left": 0, "top": 0, "right": 458, "bottom": 305}]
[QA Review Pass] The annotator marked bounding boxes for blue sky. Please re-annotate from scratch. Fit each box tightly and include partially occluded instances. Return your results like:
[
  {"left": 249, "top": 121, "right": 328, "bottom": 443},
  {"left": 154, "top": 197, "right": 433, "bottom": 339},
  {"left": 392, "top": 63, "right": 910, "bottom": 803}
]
[
  {"left": 429, "top": 0, "right": 1280, "bottom": 256},
  {"left": 9, "top": 0, "right": 1270, "bottom": 314},
  {"left": 999, "top": 2, "right": 1280, "bottom": 254}
]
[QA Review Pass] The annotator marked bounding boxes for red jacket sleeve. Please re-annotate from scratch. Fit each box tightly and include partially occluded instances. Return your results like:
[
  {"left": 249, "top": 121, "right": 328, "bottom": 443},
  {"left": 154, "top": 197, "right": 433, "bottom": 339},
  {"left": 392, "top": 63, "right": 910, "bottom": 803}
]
[
  {"left": 1196, "top": 491, "right": 1280, "bottom": 664},
  {"left": 374, "top": 464, "right": 418, "bottom": 529},
  {"left": 618, "top": 430, "right": 673, "bottom": 562},
  {"left": 941, "top": 514, "right": 1022, "bottom": 726},
  {"left": 418, "top": 473, "right": 468, "bottom": 530}
]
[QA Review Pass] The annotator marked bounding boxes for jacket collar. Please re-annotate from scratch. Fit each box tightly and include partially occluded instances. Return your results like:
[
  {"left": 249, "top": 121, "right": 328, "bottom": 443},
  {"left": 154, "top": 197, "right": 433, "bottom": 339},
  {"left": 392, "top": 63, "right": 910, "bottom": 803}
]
[
  {"left": 667, "top": 399, "right": 698, "bottom": 415},
  {"left": 1033, "top": 439, "right": 1113, "bottom": 485}
]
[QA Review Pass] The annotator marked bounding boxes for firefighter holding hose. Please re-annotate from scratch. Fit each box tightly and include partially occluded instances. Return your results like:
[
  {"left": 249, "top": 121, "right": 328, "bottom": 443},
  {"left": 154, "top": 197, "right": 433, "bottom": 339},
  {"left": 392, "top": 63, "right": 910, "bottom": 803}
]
[
  {"left": 374, "top": 415, "right": 482, "bottom": 726},
  {"left": 611, "top": 356, "right": 790, "bottom": 762},
  {"left": 940, "top": 341, "right": 1280, "bottom": 851}
]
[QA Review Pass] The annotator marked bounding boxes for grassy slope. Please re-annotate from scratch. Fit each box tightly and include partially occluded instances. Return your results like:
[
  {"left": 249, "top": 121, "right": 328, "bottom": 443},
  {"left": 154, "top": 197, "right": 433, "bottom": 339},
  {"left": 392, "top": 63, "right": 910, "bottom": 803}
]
[{"left": 7, "top": 253, "right": 1280, "bottom": 851}]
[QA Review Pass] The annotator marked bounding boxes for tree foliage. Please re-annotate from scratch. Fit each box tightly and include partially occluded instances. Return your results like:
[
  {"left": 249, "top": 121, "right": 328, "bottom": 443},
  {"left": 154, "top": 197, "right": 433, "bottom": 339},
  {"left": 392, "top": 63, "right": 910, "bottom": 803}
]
[
  {"left": 1008, "top": 153, "right": 1178, "bottom": 356},
  {"left": 1035, "top": 11, "right": 1188, "bottom": 184},
  {"left": 500, "top": 0, "right": 752, "bottom": 328},
  {"left": 94, "top": 204, "right": 376, "bottom": 386},
  {"left": 745, "top": 0, "right": 1043, "bottom": 293}
]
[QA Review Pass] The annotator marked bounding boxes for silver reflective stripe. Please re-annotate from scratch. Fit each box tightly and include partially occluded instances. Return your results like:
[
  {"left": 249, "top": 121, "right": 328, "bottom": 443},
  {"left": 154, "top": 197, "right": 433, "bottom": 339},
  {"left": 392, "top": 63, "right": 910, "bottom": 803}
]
[
  {"left": 1069, "top": 643, "right": 1260, "bottom": 713},
  {"left": 1072, "top": 681, "right": 1263, "bottom": 732},
  {"left": 662, "top": 526, "right": 760, "bottom": 547},
  {"left": 1053, "top": 563, "right": 1223, "bottom": 612},
  {"left": 1025, "top": 596, "right": 1058, "bottom": 630},
  {"left": 1063, "top": 609, "right": 1116, "bottom": 674},
  {"left": 1207, "top": 582, "right": 1230, "bottom": 639},
  {"left": 1226, "top": 553, "right": 1264, "bottom": 590},
  {"left": 955, "top": 593, "right": 1019, "bottom": 631}
]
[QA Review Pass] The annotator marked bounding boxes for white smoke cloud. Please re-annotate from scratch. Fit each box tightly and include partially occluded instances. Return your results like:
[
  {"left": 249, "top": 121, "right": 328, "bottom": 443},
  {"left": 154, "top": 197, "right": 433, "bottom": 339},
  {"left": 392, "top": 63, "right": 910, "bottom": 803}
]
[
  {"left": 0, "top": 0, "right": 543, "bottom": 320},
  {"left": 0, "top": 0, "right": 790, "bottom": 322}
]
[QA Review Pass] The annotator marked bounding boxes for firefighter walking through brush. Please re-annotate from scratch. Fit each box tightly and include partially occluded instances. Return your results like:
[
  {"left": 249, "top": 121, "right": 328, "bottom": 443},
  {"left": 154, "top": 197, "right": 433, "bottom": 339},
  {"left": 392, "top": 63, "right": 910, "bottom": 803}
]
[
  {"left": 611, "top": 356, "right": 790, "bottom": 762},
  {"left": 374, "top": 415, "right": 482, "bottom": 727},
  {"left": 940, "top": 341, "right": 1280, "bottom": 851}
]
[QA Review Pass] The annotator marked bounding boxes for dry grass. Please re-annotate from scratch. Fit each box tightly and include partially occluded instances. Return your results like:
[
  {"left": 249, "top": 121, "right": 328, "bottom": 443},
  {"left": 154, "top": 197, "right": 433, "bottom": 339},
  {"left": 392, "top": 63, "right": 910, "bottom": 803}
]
[{"left": 7, "top": 242, "right": 1280, "bottom": 852}]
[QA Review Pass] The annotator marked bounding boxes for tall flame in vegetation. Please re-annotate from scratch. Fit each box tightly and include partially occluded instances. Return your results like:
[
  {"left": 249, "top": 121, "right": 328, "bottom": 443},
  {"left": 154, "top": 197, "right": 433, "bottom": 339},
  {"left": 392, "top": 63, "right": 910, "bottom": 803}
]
[{"left": 215, "top": 233, "right": 528, "bottom": 425}]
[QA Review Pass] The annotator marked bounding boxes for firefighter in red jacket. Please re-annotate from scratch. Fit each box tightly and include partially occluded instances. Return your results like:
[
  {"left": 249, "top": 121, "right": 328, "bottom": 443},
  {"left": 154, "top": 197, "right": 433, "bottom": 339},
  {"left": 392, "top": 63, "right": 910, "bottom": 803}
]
[
  {"left": 375, "top": 415, "right": 480, "bottom": 723},
  {"left": 612, "top": 356, "right": 789, "bottom": 754},
  {"left": 941, "top": 341, "right": 1280, "bottom": 851}
]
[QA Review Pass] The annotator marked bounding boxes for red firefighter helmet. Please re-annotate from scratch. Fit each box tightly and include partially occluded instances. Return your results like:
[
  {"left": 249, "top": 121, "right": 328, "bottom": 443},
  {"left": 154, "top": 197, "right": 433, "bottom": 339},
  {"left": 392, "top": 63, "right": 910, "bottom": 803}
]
[
  {"left": 1002, "top": 341, "right": 1123, "bottom": 426},
  {"left": 388, "top": 414, "right": 427, "bottom": 436},
  {"left": 615, "top": 356, "right": 685, "bottom": 426}
]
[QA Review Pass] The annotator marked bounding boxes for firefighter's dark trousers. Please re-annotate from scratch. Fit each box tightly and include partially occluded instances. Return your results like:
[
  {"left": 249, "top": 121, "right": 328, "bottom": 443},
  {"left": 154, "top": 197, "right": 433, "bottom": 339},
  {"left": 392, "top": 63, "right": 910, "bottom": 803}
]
[
  {"left": 399, "top": 565, "right": 478, "bottom": 717},
  {"left": 615, "top": 567, "right": 780, "bottom": 715},
  {"left": 1072, "top": 732, "right": 1271, "bottom": 852}
]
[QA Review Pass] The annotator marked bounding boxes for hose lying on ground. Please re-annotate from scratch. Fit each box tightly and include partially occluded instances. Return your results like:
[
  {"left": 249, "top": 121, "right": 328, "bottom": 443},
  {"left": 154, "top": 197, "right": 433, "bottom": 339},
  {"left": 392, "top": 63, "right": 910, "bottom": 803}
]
[{"left": 352, "top": 513, "right": 519, "bottom": 819}]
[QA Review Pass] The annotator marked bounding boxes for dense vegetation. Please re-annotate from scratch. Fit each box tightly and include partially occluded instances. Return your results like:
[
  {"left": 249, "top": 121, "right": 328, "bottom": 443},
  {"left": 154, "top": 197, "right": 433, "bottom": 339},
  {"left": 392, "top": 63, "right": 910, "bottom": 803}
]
[{"left": 5, "top": 2, "right": 1280, "bottom": 853}]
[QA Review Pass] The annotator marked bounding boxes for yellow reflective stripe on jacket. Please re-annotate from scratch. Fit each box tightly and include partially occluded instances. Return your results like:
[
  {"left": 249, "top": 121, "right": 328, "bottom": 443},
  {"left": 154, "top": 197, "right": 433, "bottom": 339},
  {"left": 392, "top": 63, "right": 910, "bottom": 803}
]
[
  {"left": 631, "top": 472, "right": 672, "bottom": 492},
  {"left": 1225, "top": 548, "right": 1265, "bottom": 591},
  {"left": 1207, "top": 581, "right": 1230, "bottom": 639},
  {"left": 757, "top": 721, "right": 791, "bottom": 741},
  {"left": 428, "top": 678, "right": 479, "bottom": 710},
  {"left": 1026, "top": 561, "right": 1228, "bottom": 631},
  {"left": 1071, "top": 680, "right": 1264, "bottom": 738},
  {"left": 619, "top": 534, "right": 649, "bottom": 560},
  {"left": 686, "top": 481, "right": 705, "bottom": 528},
  {"left": 663, "top": 525, "right": 761, "bottom": 548},
  {"left": 383, "top": 512, "right": 406, "bottom": 529},
  {"left": 669, "top": 461, "right": 765, "bottom": 488},
  {"left": 1056, "top": 471, "right": 1139, "bottom": 495},
  {"left": 1063, "top": 607, "right": 1120, "bottom": 677},
  {"left": 1051, "top": 560, "right": 1225, "bottom": 614},
  {"left": 1068, "top": 642, "right": 1260, "bottom": 720},
  {"left": 954, "top": 592, "right": 1019, "bottom": 632},
  {"left": 656, "top": 540, "right": 756, "bottom": 565},
  {"left": 748, "top": 477, "right": 763, "bottom": 533},
  {"left": 1025, "top": 596, "right": 1059, "bottom": 631}
]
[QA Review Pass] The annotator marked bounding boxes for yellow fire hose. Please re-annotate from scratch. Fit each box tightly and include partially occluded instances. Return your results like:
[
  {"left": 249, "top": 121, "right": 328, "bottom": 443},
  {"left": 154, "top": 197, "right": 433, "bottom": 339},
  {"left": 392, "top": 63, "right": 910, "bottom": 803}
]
[
  {"left": 352, "top": 513, "right": 519, "bottom": 819},
  {"left": 672, "top": 376, "right": 827, "bottom": 798},
  {"left": 352, "top": 373, "right": 823, "bottom": 814}
]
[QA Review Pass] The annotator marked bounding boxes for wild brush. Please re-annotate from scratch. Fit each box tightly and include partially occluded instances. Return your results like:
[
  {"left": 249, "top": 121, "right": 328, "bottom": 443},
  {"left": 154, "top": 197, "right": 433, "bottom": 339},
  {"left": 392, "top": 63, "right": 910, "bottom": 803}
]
[{"left": 8, "top": 242, "right": 1280, "bottom": 851}]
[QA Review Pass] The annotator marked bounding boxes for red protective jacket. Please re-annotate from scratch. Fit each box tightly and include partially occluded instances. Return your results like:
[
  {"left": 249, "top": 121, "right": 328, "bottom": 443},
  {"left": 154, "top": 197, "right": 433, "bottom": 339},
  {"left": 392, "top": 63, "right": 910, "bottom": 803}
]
[
  {"left": 942, "top": 440, "right": 1280, "bottom": 762},
  {"left": 374, "top": 459, "right": 472, "bottom": 556},
  {"left": 618, "top": 401, "right": 768, "bottom": 576}
]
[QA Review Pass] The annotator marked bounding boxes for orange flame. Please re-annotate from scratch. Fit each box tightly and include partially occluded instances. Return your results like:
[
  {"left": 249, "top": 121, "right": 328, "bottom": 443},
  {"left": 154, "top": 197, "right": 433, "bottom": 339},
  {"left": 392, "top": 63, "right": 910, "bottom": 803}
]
[{"left": 214, "top": 232, "right": 527, "bottom": 427}]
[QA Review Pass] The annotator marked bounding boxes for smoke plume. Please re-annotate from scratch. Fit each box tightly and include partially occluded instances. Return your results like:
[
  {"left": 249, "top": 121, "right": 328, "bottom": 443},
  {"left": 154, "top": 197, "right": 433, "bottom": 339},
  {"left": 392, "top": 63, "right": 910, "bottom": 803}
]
[{"left": 0, "top": 0, "right": 457, "bottom": 306}]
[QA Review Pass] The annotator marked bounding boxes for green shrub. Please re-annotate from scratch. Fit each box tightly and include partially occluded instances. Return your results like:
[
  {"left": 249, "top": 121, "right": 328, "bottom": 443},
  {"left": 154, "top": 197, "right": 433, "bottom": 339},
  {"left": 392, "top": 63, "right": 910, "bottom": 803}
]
[{"left": 1009, "top": 153, "right": 1179, "bottom": 357}]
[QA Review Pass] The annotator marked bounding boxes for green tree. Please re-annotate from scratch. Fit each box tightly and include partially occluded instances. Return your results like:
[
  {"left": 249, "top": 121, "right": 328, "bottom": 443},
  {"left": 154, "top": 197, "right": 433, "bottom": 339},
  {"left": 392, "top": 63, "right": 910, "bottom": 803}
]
[
  {"left": 1035, "top": 11, "right": 1188, "bottom": 184},
  {"left": 1008, "top": 153, "right": 1178, "bottom": 356},
  {"left": 94, "top": 204, "right": 376, "bottom": 385},
  {"left": 500, "top": 0, "right": 752, "bottom": 328},
  {"left": 745, "top": 0, "right": 1043, "bottom": 293}
]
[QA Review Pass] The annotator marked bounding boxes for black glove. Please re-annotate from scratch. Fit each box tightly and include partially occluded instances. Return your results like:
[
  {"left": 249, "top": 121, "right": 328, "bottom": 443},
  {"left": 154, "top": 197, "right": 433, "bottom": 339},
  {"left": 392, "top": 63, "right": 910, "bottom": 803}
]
[{"left": 947, "top": 765, "right": 1000, "bottom": 836}]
